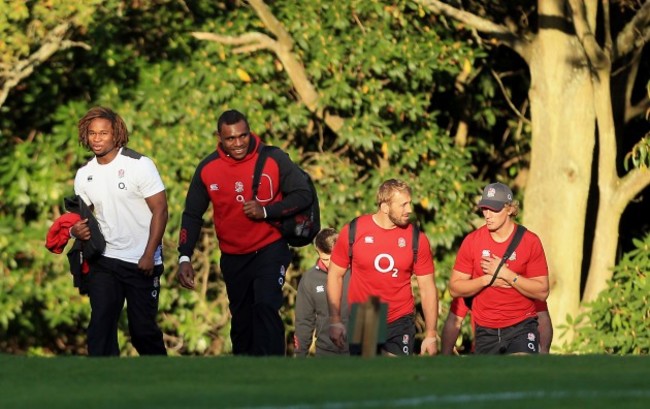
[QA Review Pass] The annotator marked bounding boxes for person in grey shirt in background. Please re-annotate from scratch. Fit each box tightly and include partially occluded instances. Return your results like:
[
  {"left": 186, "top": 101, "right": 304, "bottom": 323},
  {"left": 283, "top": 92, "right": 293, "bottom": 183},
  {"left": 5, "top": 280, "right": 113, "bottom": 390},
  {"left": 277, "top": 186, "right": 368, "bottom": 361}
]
[{"left": 294, "top": 228, "right": 350, "bottom": 356}]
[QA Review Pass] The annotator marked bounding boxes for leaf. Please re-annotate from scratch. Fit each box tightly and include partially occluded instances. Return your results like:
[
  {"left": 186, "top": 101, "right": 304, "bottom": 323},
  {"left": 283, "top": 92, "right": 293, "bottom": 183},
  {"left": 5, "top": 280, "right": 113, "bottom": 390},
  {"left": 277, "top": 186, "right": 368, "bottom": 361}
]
[{"left": 236, "top": 68, "right": 252, "bottom": 83}]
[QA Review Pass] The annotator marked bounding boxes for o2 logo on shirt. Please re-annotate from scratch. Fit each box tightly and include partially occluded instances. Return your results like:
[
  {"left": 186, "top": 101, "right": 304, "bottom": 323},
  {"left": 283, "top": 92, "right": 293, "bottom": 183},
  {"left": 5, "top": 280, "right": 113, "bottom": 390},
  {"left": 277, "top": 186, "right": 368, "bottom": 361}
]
[{"left": 374, "top": 253, "right": 398, "bottom": 278}]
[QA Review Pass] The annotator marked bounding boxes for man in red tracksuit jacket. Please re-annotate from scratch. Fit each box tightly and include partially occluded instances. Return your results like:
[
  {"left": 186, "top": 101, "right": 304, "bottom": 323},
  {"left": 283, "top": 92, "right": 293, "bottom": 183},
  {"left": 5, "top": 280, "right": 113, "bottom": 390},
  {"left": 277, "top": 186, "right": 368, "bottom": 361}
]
[{"left": 176, "top": 109, "right": 312, "bottom": 356}]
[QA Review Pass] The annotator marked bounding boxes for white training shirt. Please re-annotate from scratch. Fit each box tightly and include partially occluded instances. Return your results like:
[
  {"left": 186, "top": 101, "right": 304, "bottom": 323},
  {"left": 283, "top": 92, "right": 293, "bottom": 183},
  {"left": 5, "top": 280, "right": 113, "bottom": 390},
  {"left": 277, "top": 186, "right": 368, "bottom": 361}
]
[{"left": 74, "top": 147, "right": 165, "bottom": 265}]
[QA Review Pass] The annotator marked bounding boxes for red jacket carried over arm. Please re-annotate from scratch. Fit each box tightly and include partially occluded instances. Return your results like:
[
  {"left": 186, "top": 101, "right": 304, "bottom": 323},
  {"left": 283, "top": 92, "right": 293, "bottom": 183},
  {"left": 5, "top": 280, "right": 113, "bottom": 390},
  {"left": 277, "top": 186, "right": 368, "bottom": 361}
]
[{"left": 45, "top": 213, "right": 82, "bottom": 254}]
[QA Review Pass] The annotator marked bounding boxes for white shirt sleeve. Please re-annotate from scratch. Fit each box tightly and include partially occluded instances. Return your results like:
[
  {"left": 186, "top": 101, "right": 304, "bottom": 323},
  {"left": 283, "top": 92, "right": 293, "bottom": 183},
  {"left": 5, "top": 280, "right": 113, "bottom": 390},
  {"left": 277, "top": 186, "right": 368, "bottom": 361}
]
[{"left": 136, "top": 156, "right": 165, "bottom": 198}]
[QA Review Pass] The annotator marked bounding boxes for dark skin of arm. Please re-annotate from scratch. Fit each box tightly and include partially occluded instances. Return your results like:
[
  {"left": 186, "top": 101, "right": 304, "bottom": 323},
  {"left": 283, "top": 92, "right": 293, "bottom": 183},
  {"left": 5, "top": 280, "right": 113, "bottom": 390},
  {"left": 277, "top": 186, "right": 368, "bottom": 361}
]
[
  {"left": 243, "top": 200, "right": 265, "bottom": 220},
  {"left": 139, "top": 191, "right": 168, "bottom": 275}
]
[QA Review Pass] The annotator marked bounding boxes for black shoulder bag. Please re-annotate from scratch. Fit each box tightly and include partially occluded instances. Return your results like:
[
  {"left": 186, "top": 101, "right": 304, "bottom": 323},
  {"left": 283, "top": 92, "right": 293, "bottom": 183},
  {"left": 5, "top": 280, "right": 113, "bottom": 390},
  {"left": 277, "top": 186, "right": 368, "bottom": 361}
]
[
  {"left": 252, "top": 145, "right": 320, "bottom": 247},
  {"left": 464, "top": 224, "right": 527, "bottom": 310}
]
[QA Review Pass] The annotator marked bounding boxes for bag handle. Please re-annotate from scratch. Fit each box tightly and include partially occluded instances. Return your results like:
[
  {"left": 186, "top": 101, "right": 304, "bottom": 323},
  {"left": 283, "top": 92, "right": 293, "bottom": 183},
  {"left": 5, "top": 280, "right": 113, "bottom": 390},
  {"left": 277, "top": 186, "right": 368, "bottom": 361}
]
[{"left": 251, "top": 145, "right": 269, "bottom": 200}]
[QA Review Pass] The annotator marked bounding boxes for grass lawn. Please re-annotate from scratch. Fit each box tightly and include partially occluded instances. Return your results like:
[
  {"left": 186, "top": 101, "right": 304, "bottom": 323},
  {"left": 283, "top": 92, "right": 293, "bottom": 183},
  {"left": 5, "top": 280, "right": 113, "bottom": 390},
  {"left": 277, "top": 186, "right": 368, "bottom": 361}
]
[{"left": 1, "top": 354, "right": 648, "bottom": 408}]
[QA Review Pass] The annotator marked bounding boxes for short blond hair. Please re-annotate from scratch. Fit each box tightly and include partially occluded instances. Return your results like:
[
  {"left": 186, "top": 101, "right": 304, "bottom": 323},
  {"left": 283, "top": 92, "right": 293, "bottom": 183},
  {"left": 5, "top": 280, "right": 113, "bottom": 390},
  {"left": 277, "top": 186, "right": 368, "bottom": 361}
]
[
  {"left": 506, "top": 200, "right": 520, "bottom": 217},
  {"left": 376, "top": 179, "right": 411, "bottom": 207}
]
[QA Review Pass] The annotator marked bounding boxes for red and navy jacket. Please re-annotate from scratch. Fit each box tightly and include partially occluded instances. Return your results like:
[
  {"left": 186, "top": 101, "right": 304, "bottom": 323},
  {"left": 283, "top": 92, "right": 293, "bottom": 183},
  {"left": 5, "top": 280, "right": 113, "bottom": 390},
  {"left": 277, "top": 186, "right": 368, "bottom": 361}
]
[{"left": 178, "top": 134, "right": 312, "bottom": 255}]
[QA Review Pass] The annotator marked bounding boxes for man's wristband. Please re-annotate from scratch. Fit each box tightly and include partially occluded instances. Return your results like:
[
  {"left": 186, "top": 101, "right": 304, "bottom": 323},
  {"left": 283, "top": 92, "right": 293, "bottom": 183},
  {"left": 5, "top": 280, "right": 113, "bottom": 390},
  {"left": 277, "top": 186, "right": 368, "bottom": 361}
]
[
  {"left": 178, "top": 256, "right": 191, "bottom": 264},
  {"left": 69, "top": 227, "right": 76, "bottom": 239},
  {"left": 512, "top": 274, "right": 519, "bottom": 285}
]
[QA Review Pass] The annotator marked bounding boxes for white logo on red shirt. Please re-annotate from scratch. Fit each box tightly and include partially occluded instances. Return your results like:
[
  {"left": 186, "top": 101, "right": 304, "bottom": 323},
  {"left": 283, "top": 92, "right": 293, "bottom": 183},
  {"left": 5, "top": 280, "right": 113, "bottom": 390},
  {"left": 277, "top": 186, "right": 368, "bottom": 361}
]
[
  {"left": 398, "top": 238, "right": 406, "bottom": 248},
  {"left": 254, "top": 174, "right": 274, "bottom": 203},
  {"left": 235, "top": 181, "right": 244, "bottom": 193},
  {"left": 482, "top": 249, "right": 491, "bottom": 257},
  {"left": 364, "top": 236, "right": 374, "bottom": 244}
]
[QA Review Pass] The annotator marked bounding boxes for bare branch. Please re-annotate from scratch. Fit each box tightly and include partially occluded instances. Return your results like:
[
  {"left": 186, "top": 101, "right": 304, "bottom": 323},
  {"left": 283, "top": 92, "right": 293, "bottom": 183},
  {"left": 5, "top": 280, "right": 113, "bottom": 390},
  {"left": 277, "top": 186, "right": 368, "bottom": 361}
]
[
  {"left": 191, "top": 32, "right": 277, "bottom": 53},
  {"left": 232, "top": 44, "right": 270, "bottom": 54},
  {"left": 626, "top": 95, "right": 649, "bottom": 124},
  {"left": 61, "top": 40, "right": 91, "bottom": 51},
  {"left": 615, "top": 166, "right": 650, "bottom": 213},
  {"left": 0, "top": 22, "right": 90, "bottom": 108},
  {"left": 176, "top": 0, "right": 190, "bottom": 13},
  {"left": 624, "top": 48, "right": 647, "bottom": 123},
  {"left": 452, "top": 61, "right": 475, "bottom": 147},
  {"left": 490, "top": 69, "right": 531, "bottom": 125},
  {"left": 603, "top": 0, "right": 612, "bottom": 55},
  {"left": 246, "top": 0, "right": 294, "bottom": 48},
  {"left": 614, "top": 0, "right": 650, "bottom": 61},
  {"left": 415, "top": 0, "right": 530, "bottom": 61},
  {"left": 568, "top": 0, "right": 609, "bottom": 69},
  {"left": 193, "top": 0, "right": 344, "bottom": 133}
]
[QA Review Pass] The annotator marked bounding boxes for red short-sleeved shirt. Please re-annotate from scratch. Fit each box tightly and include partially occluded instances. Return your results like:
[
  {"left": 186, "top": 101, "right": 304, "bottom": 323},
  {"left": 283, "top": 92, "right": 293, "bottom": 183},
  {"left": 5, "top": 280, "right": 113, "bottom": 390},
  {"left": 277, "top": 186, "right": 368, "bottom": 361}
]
[
  {"left": 331, "top": 214, "right": 435, "bottom": 323},
  {"left": 450, "top": 297, "right": 470, "bottom": 318},
  {"left": 453, "top": 225, "right": 548, "bottom": 328}
]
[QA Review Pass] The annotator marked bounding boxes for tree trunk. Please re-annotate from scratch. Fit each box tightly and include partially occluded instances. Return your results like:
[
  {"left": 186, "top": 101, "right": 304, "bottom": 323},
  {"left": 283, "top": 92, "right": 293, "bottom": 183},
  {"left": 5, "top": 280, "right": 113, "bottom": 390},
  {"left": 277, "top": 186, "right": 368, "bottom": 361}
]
[
  {"left": 523, "top": 1, "right": 596, "bottom": 346},
  {"left": 419, "top": 0, "right": 650, "bottom": 349},
  {"left": 583, "top": 65, "right": 649, "bottom": 303}
]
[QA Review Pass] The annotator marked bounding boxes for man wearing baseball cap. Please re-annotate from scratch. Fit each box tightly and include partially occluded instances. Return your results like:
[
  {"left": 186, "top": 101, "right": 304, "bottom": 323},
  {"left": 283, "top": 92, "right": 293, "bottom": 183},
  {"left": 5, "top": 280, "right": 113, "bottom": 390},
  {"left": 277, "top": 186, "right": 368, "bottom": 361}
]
[{"left": 448, "top": 182, "right": 550, "bottom": 354}]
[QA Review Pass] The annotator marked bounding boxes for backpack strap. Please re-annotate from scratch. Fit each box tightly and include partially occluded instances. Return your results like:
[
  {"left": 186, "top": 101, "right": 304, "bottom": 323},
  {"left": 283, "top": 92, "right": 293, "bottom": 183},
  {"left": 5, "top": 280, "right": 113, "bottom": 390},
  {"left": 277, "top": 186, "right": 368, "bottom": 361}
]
[
  {"left": 348, "top": 217, "right": 359, "bottom": 263},
  {"left": 411, "top": 223, "right": 420, "bottom": 267},
  {"left": 251, "top": 145, "right": 270, "bottom": 199},
  {"left": 487, "top": 224, "right": 527, "bottom": 286}
]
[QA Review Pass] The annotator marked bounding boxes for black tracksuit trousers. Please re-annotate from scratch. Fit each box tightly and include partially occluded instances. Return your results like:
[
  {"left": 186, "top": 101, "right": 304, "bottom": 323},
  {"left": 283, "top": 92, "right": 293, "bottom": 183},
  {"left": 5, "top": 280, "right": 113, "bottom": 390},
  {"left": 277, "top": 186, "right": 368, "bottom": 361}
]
[
  {"left": 86, "top": 256, "right": 167, "bottom": 356},
  {"left": 221, "top": 239, "right": 291, "bottom": 356}
]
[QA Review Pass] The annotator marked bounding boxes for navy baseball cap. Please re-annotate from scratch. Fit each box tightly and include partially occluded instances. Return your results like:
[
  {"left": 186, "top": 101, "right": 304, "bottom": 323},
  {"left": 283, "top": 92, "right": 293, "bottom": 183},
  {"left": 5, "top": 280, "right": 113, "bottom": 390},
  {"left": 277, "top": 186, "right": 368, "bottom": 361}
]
[{"left": 478, "top": 182, "right": 513, "bottom": 211}]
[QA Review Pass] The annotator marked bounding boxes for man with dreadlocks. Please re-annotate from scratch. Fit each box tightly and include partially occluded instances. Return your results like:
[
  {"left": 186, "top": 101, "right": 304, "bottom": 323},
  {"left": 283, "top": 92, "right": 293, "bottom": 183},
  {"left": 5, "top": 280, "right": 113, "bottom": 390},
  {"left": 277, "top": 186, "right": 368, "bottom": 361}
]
[{"left": 70, "top": 106, "right": 168, "bottom": 356}]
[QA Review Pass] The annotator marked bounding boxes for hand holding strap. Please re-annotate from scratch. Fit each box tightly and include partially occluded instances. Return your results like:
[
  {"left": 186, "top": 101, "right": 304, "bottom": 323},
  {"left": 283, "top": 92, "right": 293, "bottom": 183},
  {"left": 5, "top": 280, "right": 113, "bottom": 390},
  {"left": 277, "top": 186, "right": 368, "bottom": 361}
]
[{"left": 486, "top": 225, "right": 527, "bottom": 286}]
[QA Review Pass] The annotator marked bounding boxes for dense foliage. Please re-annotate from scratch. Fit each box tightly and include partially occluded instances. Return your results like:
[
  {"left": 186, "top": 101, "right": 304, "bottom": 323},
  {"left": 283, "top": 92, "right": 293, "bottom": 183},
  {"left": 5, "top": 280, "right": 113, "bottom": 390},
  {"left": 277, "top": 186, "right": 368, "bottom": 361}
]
[
  {"left": 561, "top": 233, "right": 650, "bottom": 354},
  {"left": 1, "top": 0, "right": 485, "bottom": 355}
]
